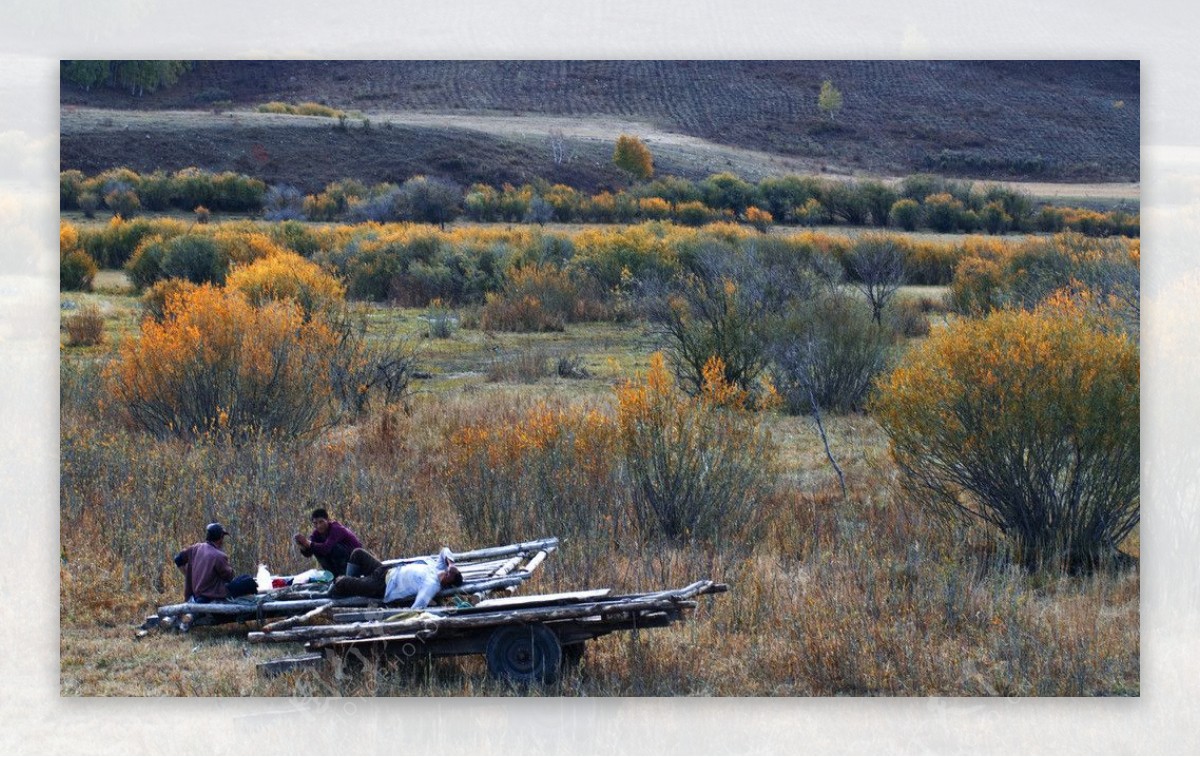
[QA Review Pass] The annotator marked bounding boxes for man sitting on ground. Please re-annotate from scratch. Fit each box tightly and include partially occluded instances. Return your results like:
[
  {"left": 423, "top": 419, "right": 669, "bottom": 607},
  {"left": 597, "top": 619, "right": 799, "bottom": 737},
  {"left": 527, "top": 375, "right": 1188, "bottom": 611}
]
[
  {"left": 173, "top": 522, "right": 256, "bottom": 603},
  {"left": 293, "top": 507, "right": 363, "bottom": 577},
  {"left": 329, "top": 546, "right": 463, "bottom": 609}
]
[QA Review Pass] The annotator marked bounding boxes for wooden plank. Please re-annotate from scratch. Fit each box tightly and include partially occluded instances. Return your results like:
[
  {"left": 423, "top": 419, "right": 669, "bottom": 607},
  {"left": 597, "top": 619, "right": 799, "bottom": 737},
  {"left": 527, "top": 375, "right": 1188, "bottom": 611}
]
[
  {"left": 475, "top": 589, "right": 611, "bottom": 609},
  {"left": 257, "top": 653, "right": 326, "bottom": 676}
]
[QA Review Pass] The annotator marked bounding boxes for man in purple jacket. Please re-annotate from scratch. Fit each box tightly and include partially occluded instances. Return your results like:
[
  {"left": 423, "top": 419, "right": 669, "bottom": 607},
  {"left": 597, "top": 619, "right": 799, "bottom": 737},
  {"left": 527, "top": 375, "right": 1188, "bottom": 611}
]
[
  {"left": 173, "top": 522, "right": 256, "bottom": 602},
  {"left": 293, "top": 508, "right": 363, "bottom": 577}
]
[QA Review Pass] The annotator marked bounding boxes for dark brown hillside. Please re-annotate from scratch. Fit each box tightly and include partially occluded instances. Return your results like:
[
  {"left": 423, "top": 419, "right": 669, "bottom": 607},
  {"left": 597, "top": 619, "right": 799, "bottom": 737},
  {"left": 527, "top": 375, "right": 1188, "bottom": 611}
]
[{"left": 61, "top": 60, "right": 1139, "bottom": 184}]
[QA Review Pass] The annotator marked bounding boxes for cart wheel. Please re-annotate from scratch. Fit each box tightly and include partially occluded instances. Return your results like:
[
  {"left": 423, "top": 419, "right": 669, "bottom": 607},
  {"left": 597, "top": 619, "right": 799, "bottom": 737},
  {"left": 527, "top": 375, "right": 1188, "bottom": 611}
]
[
  {"left": 562, "top": 642, "right": 587, "bottom": 668},
  {"left": 485, "top": 624, "right": 562, "bottom": 685}
]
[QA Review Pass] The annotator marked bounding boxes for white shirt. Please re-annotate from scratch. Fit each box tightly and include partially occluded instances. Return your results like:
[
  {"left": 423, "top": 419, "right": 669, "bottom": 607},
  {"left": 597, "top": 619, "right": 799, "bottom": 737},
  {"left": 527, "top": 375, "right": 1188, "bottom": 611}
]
[{"left": 383, "top": 548, "right": 453, "bottom": 608}]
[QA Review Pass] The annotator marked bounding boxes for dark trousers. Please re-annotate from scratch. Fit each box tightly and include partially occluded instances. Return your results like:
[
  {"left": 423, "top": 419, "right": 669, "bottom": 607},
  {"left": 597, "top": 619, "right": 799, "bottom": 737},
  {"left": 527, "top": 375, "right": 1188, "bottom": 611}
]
[
  {"left": 194, "top": 574, "right": 256, "bottom": 602},
  {"left": 315, "top": 543, "right": 353, "bottom": 577},
  {"left": 329, "top": 548, "right": 387, "bottom": 599}
]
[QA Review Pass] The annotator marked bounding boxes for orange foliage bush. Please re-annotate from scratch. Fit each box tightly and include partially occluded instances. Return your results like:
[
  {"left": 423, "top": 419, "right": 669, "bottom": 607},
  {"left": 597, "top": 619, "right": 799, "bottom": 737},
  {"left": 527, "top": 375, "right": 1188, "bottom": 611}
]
[
  {"left": 226, "top": 251, "right": 346, "bottom": 316},
  {"left": 744, "top": 206, "right": 774, "bottom": 232},
  {"left": 106, "top": 285, "right": 338, "bottom": 439},
  {"left": 871, "top": 300, "right": 1139, "bottom": 569},
  {"left": 447, "top": 400, "right": 621, "bottom": 546}
]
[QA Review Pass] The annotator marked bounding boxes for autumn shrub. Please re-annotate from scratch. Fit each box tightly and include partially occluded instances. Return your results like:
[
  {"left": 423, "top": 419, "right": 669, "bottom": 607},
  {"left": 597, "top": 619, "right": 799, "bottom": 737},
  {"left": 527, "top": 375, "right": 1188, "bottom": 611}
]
[
  {"left": 871, "top": 301, "right": 1140, "bottom": 570},
  {"left": 616, "top": 353, "right": 775, "bottom": 546},
  {"left": 485, "top": 346, "right": 552, "bottom": 383},
  {"left": 770, "top": 294, "right": 892, "bottom": 414},
  {"left": 226, "top": 251, "right": 346, "bottom": 317},
  {"left": 105, "top": 285, "right": 338, "bottom": 439},
  {"left": 614, "top": 134, "right": 654, "bottom": 180},
  {"left": 103, "top": 185, "right": 141, "bottom": 218},
  {"left": 447, "top": 400, "right": 622, "bottom": 545},
  {"left": 480, "top": 265, "right": 579, "bottom": 332},
  {"left": 211, "top": 229, "right": 291, "bottom": 267},
  {"left": 745, "top": 206, "right": 773, "bottom": 232},
  {"left": 60, "top": 224, "right": 97, "bottom": 291},
  {"left": 948, "top": 233, "right": 1139, "bottom": 322},
  {"left": 64, "top": 304, "right": 105, "bottom": 347},
  {"left": 140, "top": 278, "right": 199, "bottom": 322},
  {"left": 80, "top": 216, "right": 184, "bottom": 268},
  {"left": 643, "top": 243, "right": 791, "bottom": 396}
]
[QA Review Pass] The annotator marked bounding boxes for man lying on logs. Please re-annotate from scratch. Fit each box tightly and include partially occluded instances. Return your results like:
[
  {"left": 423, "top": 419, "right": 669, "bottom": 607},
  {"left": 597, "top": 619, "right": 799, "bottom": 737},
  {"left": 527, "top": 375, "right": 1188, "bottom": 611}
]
[{"left": 329, "top": 547, "right": 463, "bottom": 609}]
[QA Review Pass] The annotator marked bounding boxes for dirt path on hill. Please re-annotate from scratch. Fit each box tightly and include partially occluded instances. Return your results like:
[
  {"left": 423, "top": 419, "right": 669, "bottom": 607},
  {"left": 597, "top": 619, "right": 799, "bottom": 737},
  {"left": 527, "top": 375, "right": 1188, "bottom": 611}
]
[{"left": 60, "top": 107, "right": 1140, "bottom": 201}]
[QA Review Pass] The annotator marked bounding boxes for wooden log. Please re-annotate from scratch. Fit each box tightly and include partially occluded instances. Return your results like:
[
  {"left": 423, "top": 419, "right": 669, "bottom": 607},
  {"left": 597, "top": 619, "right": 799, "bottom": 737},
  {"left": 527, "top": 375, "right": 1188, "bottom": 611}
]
[
  {"left": 379, "top": 537, "right": 558, "bottom": 568},
  {"left": 333, "top": 589, "right": 612, "bottom": 623},
  {"left": 260, "top": 601, "right": 334, "bottom": 633},
  {"left": 504, "top": 550, "right": 549, "bottom": 594},
  {"left": 248, "top": 590, "right": 703, "bottom": 645},
  {"left": 155, "top": 596, "right": 371, "bottom": 617},
  {"left": 156, "top": 573, "right": 530, "bottom": 620}
]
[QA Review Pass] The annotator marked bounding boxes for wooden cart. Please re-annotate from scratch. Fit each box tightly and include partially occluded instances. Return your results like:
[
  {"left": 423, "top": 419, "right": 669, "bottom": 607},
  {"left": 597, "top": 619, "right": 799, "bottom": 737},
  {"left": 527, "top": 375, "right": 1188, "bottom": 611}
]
[
  {"left": 252, "top": 580, "right": 727, "bottom": 684},
  {"left": 138, "top": 537, "right": 558, "bottom": 635}
]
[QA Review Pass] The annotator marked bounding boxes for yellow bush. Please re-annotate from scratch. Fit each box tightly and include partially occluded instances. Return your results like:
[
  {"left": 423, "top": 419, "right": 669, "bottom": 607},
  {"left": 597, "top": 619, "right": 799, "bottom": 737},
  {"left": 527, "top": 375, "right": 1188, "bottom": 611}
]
[
  {"left": 106, "top": 285, "right": 338, "bottom": 439},
  {"left": 226, "top": 251, "right": 346, "bottom": 316},
  {"left": 212, "top": 229, "right": 292, "bottom": 267},
  {"left": 871, "top": 300, "right": 1139, "bottom": 569},
  {"left": 448, "top": 401, "right": 620, "bottom": 544},
  {"left": 616, "top": 353, "right": 774, "bottom": 544}
]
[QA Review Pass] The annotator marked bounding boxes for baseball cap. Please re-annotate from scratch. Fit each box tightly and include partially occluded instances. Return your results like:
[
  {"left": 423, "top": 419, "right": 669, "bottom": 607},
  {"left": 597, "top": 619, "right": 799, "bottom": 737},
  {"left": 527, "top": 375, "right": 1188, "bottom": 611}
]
[{"left": 206, "top": 522, "right": 231, "bottom": 541}]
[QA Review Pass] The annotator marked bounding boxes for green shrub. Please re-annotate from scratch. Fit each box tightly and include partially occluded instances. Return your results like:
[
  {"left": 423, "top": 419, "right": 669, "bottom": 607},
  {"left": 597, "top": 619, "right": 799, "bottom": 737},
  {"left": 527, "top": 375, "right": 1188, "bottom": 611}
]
[
  {"left": 160, "top": 234, "right": 227, "bottom": 286},
  {"left": 770, "top": 294, "right": 892, "bottom": 414},
  {"left": 888, "top": 198, "right": 921, "bottom": 231},
  {"left": 60, "top": 249, "right": 98, "bottom": 292},
  {"left": 60, "top": 170, "right": 86, "bottom": 210},
  {"left": 616, "top": 353, "right": 774, "bottom": 546},
  {"left": 125, "top": 237, "right": 168, "bottom": 291}
]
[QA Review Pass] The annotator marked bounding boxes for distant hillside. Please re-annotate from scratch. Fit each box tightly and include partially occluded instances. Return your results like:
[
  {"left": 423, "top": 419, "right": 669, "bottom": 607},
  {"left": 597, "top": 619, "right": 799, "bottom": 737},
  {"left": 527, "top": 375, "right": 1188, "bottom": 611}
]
[{"left": 61, "top": 60, "right": 1139, "bottom": 186}]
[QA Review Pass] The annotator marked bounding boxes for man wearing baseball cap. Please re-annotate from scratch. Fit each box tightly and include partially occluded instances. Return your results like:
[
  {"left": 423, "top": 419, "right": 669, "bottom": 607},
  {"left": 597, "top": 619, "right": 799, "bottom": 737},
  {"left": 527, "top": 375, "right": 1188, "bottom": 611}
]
[{"left": 173, "top": 522, "right": 256, "bottom": 603}]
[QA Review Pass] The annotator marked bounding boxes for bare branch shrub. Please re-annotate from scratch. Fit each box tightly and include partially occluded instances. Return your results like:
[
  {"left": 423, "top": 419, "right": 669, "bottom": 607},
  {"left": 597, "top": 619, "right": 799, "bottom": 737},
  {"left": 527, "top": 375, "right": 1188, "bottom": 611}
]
[
  {"left": 846, "top": 233, "right": 905, "bottom": 325},
  {"left": 64, "top": 304, "right": 105, "bottom": 347}
]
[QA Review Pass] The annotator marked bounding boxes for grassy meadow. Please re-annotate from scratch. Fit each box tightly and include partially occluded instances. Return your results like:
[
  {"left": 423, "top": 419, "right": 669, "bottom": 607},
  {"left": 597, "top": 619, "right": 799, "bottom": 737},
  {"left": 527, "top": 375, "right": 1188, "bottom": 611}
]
[{"left": 59, "top": 217, "right": 1140, "bottom": 696}]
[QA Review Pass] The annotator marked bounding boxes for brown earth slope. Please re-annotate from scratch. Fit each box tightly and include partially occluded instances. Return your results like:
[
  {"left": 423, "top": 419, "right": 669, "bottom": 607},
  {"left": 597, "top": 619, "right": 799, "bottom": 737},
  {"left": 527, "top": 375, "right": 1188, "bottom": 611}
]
[{"left": 60, "top": 60, "right": 1140, "bottom": 191}]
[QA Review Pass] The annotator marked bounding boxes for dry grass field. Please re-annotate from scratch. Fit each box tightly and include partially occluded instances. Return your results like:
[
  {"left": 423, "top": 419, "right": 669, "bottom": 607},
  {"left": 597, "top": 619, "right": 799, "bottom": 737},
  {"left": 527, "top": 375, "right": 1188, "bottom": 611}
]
[{"left": 59, "top": 273, "right": 1139, "bottom": 697}]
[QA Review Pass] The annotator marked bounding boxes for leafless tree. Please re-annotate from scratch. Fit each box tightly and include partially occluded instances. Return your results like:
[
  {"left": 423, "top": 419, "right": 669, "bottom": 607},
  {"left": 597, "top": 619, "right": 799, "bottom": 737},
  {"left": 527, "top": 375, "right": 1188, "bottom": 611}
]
[
  {"left": 846, "top": 234, "right": 905, "bottom": 325},
  {"left": 548, "top": 128, "right": 568, "bottom": 165}
]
